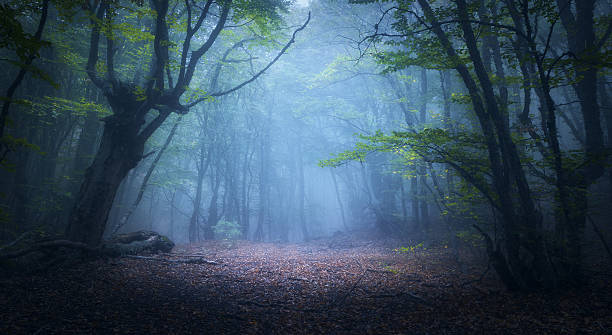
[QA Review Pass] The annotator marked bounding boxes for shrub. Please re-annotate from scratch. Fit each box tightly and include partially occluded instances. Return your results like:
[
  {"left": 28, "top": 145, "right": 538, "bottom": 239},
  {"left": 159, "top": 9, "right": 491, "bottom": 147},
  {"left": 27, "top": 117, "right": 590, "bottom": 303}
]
[{"left": 213, "top": 220, "right": 241, "bottom": 240}]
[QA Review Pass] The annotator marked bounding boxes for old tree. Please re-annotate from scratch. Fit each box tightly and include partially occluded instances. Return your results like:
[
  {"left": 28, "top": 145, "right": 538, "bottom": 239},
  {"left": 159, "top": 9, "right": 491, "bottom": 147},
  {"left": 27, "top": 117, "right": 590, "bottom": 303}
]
[{"left": 65, "top": 0, "right": 309, "bottom": 246}]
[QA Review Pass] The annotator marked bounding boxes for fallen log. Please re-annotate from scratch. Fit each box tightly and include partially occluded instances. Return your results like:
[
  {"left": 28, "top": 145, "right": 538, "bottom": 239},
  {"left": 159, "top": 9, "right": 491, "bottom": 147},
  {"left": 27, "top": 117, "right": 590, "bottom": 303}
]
[
  {"left": 1, "top": 231, "right": 174, "bottom": 259},
  {"left": 103, "top": 231, "right": 175, "bottom": 256}
]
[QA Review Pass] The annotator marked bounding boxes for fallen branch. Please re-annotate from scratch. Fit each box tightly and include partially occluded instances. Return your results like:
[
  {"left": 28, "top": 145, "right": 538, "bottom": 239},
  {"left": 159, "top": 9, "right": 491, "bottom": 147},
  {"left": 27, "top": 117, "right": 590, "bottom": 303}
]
[
  {"left": 370, "top": 292, "right": 432, "bottom": 306},
  {"left": 123, "top": 255, "right": 220, "bottom": 265},
  {"left": 329, "top": 269, "right": 368, "bottom": 308},
  {"left": 176, "top": 254, "right": 215, "bottom": 258}
]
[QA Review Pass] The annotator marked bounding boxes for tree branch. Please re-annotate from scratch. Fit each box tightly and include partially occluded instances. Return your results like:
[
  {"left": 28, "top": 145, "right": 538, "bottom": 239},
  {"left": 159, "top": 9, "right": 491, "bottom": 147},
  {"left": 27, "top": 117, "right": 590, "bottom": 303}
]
[
  {"left": 105, "top": 9, "right": 117, "bottom": 84},
  {"left": 0, "top": 0, "right": 51, "bottom": 140},
  {"left": 137, "top": 109, "right": 172, "bottom": 144},
  {"left": 85, "top": 1, "right": 109, "bottom": 89},
  {"left": 178, "top": 2, "right": 231, "bottom": 95},
  {"left": 187, "top": 12, "right": 311, "bottom": 106},
  {"left": 147, "top": 0, "right": 171, "bottom": 94}
]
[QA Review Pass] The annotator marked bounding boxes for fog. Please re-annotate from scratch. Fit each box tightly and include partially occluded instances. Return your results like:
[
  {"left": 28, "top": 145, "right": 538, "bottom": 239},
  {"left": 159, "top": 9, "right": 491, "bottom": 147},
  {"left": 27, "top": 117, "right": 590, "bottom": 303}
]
[
  {"left": 1, "top": 0, "right": 611, "bottom": 292},
  {"left": 85, "top": 1, "right": 429, "bottom": 244},
  {"left": 102, "top": 3, "right": 390, "bottom": 243}
]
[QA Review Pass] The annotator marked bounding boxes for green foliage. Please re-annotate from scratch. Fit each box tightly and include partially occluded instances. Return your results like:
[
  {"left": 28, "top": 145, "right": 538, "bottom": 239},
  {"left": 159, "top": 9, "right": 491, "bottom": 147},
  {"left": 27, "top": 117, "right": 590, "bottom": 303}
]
[
  {"left": 318, "top": 138, "right": 375, "bottom": 168},
  {"left": 32, "top": 96, "right": 110, "bottom": 118},
  {"left": 0, "top": 1, "right": 58, "bottom": 87},
  {"left": 213, "top": 220, "right": 242, "bottom": 240},
  {"left": 394, "top": 242, "right": 426, "bottom": 254},
  {"left": 232, "top": 0, "right": 289, "bottom": 36},
  {"left": 0, "top": 135, "right": 42, "bottom": 169},
  {"left": 320, "top": 126, "right": 506, "bottom": 221},
  {"left": 455, "top": 230, "right": 484, "bottom": 248},
  {"left": 0, "top": 2, "right": 50, "bottom": 61},
  {"left": 321, "top": 128, "right": 490, "bottom": 176},
  {"left": 114, "top": 20, "right": 155, "bottom": 43},
  {"left": 382, "top": 265, "right": 399, "bottom": 274},
  {"left": 183, "top": 87, "right": 215, "bottom": 104},
  {"left": 377, "top": 36, "right": 459, "bottom": 72},
  {"left": 28, "top": 175, "right": 75, "bottom": 219}
]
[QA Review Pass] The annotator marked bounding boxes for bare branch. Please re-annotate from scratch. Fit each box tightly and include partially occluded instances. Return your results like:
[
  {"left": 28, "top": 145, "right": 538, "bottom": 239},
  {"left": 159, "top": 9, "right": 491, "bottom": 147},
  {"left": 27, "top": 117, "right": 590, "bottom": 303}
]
[
  {"left": 177, "top": 2, "right": 231, "bottom": 95},
  {"left": 176, "top": 0, "right": 214, "bottom": 89},
  {"left": 147, "top": 0, "right": 171, "bottom": 94},
  {"left": 85, "top": 1, "right": 109, "bottom": 89},
  {"left": 596, "top": 20, "right": 612, "bottom": 50},
  {"left": 137, "top": 109, "right": 172, "bottom": 144},
  {"left": 105, "top": 9, "right": 117, "bottom": 84},
  {"left": 188, "top": 12, "right": 311, "bottom": 106},
  {"left": 209, "top": 38, "right": 257, "bottom": 92}
]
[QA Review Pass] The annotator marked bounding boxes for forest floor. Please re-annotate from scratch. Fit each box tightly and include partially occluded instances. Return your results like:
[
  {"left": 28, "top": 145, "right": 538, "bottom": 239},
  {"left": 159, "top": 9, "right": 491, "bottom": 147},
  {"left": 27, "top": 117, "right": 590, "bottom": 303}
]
[{"left": 1, "top": 232, "right": 611, "bottom": 334}]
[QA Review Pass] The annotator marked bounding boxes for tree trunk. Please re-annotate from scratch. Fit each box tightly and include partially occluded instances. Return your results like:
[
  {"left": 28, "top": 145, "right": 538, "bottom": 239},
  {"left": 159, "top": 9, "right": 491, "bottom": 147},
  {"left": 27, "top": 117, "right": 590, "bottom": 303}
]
[
  {"left": 297, "top": 141, "right": 308, "bottom": 241},
  {"left": 400, "top": 178, "right": 408, "bottom": 226},
  {"left": 204, "top": 165, "right": 222, "bottom": 240},
  {"left": 440, "top": 69, "right": 454, "bottom": 193},
  {"left": 65, "top": 112, "right": 146, "bottom": 246},
  {"left": 189, "top": 141, "right": 211, "bottom": 243},
  {"left": 411, "top": 176, "right": 419, "bottom": 231},
  {"left": 419, "top": 0, "right": 545, "bottom": 290},
  {"left": 169, "top": 190, "right": 175, "bottom": 240},
  {"left": 457, "top": 0, "right": 547, "bottom": 290},
  {"left": 330, "top": 169, "right": 348, "bottom": 231},
  {"left": 555, "top": 0, "right": 605, "bottom": 284},
  {"left": 73, "top": 86, "right": 102, "bottom": 177},
  {"left": 598, "top": 79, "right": 612, "bottom": 203},
  {"left": 241, "top": 140, "right": 255, "bottom": 238},
  {"left": 254, "top": 137, "right": 267, "bottom": 242},
  {"left": 418, "top": 68, "right": 429, "bottom": 236},
  {"left": 113, "top": 116, "right": 181, "bottom": 234}
]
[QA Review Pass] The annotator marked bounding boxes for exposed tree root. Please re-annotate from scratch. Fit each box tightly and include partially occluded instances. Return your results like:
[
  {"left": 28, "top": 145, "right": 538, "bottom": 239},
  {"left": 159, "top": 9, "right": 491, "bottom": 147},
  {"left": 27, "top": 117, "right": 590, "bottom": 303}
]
[
  {"left": 0, "top": 239, "right": 98, "bottom": 260},
  {"left": 0, "top": 231, "right": 177, "bottom": 277},
  {"left": 0, "top": 231, "right": 36, "bottom": 253}
]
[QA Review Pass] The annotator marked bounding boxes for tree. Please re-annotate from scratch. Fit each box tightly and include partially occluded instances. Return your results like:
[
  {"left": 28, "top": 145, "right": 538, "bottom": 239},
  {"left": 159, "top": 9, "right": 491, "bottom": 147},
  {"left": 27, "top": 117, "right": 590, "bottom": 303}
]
[
  {"left": 65, "top": 0, "right": 310, "bottom": 246},
  {"left": 332, "top": 0, "right": 611, "bottom": 289},
  {"left": 0, "top": 0, "right": 51, "bottom": 153}
]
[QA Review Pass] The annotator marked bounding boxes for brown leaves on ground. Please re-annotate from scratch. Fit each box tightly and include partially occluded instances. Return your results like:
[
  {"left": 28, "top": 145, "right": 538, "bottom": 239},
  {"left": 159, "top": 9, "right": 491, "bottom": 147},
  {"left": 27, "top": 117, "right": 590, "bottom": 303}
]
[{"left": 1, "top": 234, "right": 611, "bottom": 334}]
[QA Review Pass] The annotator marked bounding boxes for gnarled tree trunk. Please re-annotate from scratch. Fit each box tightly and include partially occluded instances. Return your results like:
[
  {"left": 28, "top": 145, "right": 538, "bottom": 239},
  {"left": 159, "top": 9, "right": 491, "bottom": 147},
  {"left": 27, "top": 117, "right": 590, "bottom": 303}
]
[{"left": 66, "top": 100, "right": 146, "bottom": 246}]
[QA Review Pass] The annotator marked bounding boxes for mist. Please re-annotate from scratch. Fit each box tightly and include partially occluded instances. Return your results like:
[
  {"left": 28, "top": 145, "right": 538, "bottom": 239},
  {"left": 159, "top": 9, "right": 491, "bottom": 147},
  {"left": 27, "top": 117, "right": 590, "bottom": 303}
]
[{"left": 1, "top": 0, "right": 611, "bottom": 333}]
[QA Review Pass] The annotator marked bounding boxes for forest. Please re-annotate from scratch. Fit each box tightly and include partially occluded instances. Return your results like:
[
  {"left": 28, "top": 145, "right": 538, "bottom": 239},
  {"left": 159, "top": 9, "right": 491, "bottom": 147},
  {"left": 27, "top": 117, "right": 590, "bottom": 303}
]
[{"left": 1, "top": 0, "right": 611, "bottom": 333}]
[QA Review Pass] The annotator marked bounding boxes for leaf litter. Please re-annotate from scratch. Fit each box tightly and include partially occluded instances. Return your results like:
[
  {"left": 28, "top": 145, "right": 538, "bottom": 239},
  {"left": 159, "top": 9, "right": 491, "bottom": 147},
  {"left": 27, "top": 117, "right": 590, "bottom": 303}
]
[{"left": 1, "top": 233, "right": 611, "bottom": 334}]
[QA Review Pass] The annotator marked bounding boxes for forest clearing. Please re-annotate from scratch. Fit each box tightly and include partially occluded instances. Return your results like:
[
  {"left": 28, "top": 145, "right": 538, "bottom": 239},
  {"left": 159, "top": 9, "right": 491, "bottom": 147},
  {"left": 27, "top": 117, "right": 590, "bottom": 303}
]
[
  {"left": 2, "top": 0, "right": 612, "bottom": 332},
  {"left": 2, "top": 233, "right": 611, "bottom": 334}
]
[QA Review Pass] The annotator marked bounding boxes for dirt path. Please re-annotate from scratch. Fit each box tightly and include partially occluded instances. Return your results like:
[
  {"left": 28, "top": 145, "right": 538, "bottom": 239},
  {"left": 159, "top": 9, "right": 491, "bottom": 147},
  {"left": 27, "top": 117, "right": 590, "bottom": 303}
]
[{"left": 1, "top": 236, "right": 611, "bottom": 334}]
